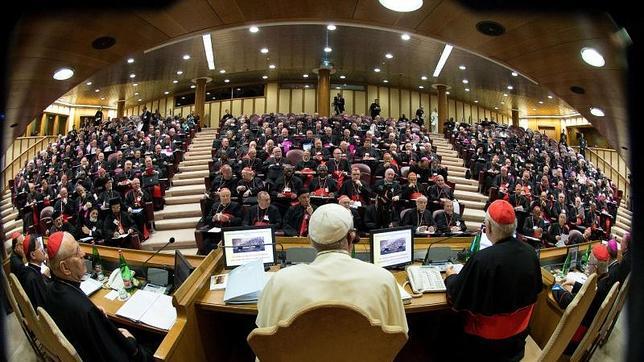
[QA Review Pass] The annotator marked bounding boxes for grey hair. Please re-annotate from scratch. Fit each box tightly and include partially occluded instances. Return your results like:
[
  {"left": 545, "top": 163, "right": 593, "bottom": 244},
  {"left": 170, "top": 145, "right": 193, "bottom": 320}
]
[{"left": 484, "top": 210, "right": 517, "bottom": 241}]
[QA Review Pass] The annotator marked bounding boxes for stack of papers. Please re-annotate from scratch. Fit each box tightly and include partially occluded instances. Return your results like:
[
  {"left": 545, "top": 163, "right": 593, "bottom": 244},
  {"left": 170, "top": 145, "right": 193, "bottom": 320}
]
[
  {"left": 80, "top": 278, "right": 103, "bottom": 296},
  {"left": 116, "top": 290, "right": 177, "bottom": 330},
  {"left": 223, "top": 259, "right": 270, "bottom": 304}
]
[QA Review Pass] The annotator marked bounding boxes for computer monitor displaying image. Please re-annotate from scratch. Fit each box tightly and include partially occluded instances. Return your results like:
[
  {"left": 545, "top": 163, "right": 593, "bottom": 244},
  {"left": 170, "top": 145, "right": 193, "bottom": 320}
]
[
  {"left": 222, "top": 225, "right": 276, "bottom": 268},
  {"left": 568, "top": 245, "right": 579, "bottom": 270},
  {"left": 174, "top": 250, "right": 195, "bottom": 291},
  {"left": 369, "top": 226, "right": 414, "bottom": 268}
]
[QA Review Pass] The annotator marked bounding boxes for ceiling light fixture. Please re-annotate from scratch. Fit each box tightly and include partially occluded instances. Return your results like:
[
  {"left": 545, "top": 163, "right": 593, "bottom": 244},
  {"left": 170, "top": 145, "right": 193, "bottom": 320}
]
[
  {"left": 538, "top": 101, "right": 544, "bottom": 104},
  {"left": 127, "top": 58, "right": 134, "bottom": 64},
  {"left": 459, "top": 65, "right": 466, "bottom": 70},
  {"left": 340, "top": 75, "right": 346, "bottom": 79},
  {"left": 462, "top": 79, "right": 469, "bottom": 84},
  {"left": 133, "top": 83, "right": 138, "bottom": 87},
  {"left": 138, "top": 99, "right": 142, "bottom": 102},
  {"left": 129, "top": 73, "right": 136, "bottom": 78},
  {"left": 379, "top": 0, "right": 423, "bottom": 12},
  {"left": 401, "top": 33, "right": 411, "bottom": 41},
  {"left": 445, "top": 91, "right": 450, "bottom": 95},
  {"left": 303, "top": 74, "right": 309, "bottom": 78},
  {"left": 385, "top": 53, "right": 394, "bottom": 59},
  {"left": 548, "top": 95, "right": 553, "bottom": 99},
  {"left": 224, "top": 79, "right": 230, "bottom": 83},
  {"left": 219, "top": 69, "right": 226, "bottom": 74},
  {"left": 202, "top": 34, "right": 215, "bottom": 70},
  {"left": 177, "top": 70, "right": 183, "bottom": 75},
  {"left": 249, "top": 26, "right": 259, "bottom": 33},
  {"left": 418, "top": 85, "right": 424, "bottom": 89},
  {"left": 327, "top": 24, "right": 336, "bottom": 31},
  {"left": 590, "top": 107, "right": 605, "bottom": 117},
  {"left": 86, "top": 81, "right": 92, "bottom": 86},
  {"left": 494, "top": 107, "right": 499, "bottom": 110},
  {"left": 172, "top": 80, "right": 178, "bottom": 84},
  {"left": 421, "top": 76, "right": 428, "bottom": 80},
  {"left": 305, "top": 85, "right": 310, "bottom": 88},
  {"left": 54, "top": 68, "right": 74, "bottom": 80},
  {"left": 581, "top": 47, "right": 605, "bottom": 67},
  {"left": 164, "top": 91, "right": 169, "bottom": 95},
  {"left": 134, "top": 92, "right": 139, "bottom": 95},
  {"left": 433, "top": 44, "right": 453, "bottom": 77},
  {"left": 95, "top": 89, "right": 100, "bottom": 92},
  {"left": 511, "top": 71, "right": 518, "bottom": 77},
  {"left": 269, "top": 64, "right": 276, "bottom": 69},
  {"left": 507, "top": 85, "right": 513, "bottom": 90},
  {"left": 465, "top": 88, "right": 470, "bottom": 92},
  {"left": 474, "top": 100, "right": 479, "bottom": 103},
  {"left": 260, "top": 47, "right": 269, "bottom": 54},
  {"left": 183, "top": 54, "right": 191, "bottom": 60},
  {"left": 262, "top": 75, "right": 268, "bottom": 79},
  {"left": 324, "top": 47, "right": 332, "bottom": 53},
  {"left": 383, "top": 80, "right": 389, "bottom": 83},
  {"left": 190, "top": 85, "right": 196, "bottom": 89},
  {"left": 503, "top": 93, "right": 508, "bottom": 97},
  {"left": 100, "top": 97, "right": 105, "bottom": 100},
  {"left": 374, "top": 68, "right": 381, "bottom": 72}
]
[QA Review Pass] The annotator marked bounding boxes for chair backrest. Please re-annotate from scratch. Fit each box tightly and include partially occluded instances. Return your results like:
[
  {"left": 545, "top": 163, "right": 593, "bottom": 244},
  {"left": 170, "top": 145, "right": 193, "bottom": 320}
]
[
  {"left": 400, "top": 208, "right": 414, "bottom": 222},
  {"left": 286, "top": 149, "right": 304, "bottom": 166},
  {"left": 40, "top": 206, "right": 54, "bottom": 220},
  {"left": 8, "top": 273, "right": 39, "bottom": 333},
  {"left": 4, "top": 270, "right": 43, "bottom": 358},
  {"left": 432, "top": 209, "right": 445, "bottom": 222},
  {"left": 570, "top": 281, "right": 620, "bottom": 362},
  {"left": 247, "top": 303, "right": 408, "bottom": 362},
  {"left": 400, "top": 166, "right": 410, "bottom": 178},
  {"left": 352, "top": 163, "right": 372, "bottom": 185},
  {"left": 598, "top": 274, "right": 630, "bottom": 344},
  {"left": 537, "top": 273, "right": 598, "bottom": 362},
  {"left": 36, "top": 307, "right": 82, "bottom": 362}
]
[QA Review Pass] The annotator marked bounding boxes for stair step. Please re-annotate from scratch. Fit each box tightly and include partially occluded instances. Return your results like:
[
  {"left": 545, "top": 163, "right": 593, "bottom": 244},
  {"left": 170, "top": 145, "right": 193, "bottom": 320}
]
[
  {"left": 179, "top": 164, "right": 209, "bottom": 173},
  {"left": 2, "top": 193, "right": 11, "bottom": 202},
  {"left": 185, "top": 150, "right": 212, "bottom": 158},
  {"left": 460, "top": 199, "right": 486, "bottom": 210},
  {"left": 441, "top": 156, "right": 462, "bottom": 163},
  {"left": 3, "top": 219, "right": 22, "bottom": 232},
  {"left": 447, "top": 176, "right": 479, "bottom": 186},
  {"left": 165, "top": 194, "right": 204, "bottom": 205},
  {"left": 445, "top": 165, "right": 468, "bottom": 173},
  {"left": 611, "top": 225, "right": 627, "bottom": 237},
  {"left": 187, "top": 143, "right": 213, "bottom": 150},
  {"left": 454, "top": 189, "right": 488, "bottom": 202},
  {"left": 184, "top": 154, "right": 212, "bottom": 161},
  {"left": 4, "top": 226, "right": 22, "bottom": 240},
  {"left": 617, "top": 209, "right": 632, "bottom": 218},
  {"left": 182, "top": 159, "right": 212, "bottom": 166},
  {"left": 447, "top": 169, "right": 466, "bottom": 178},
  {"left": 155, "top": 203, "right": 203, "bottom": 220},
  {"left": 165, "top": 185, "right": 206, "bottom": 197},
  {"left": 174, "top": 170, "right": 209, "bottom": 180},
  {"left": 455, "top": 183, "right": 479, "bottom": 193},
  {"left": 1, "top": 198, "right": 12, "bottom": 208},
  {"left": 437, "top": 150, "right": 458, "bottom": 157},
  {"left": 615, "top": 220, "right": 630, "bottom": 232},
  {"left": 616, "top": 216, "right": 631, "bottom": 227},
  {"left": 2, "top": 211, "right": 19, "bottom": 225},
  {"left": 172, "top": 178, "right": 206, "bottom": 187},
  {"left": 155, "top": 217, "right": 200, "bottom": 230},
  {"left": 142, "top": 229, "right": 197, "bottom": 251},
  {"left": 442, "top": 160, "right": 464, "bottom": 168},
  {"left": 462, "top": 208, "right": 486, "bottom": 223}
]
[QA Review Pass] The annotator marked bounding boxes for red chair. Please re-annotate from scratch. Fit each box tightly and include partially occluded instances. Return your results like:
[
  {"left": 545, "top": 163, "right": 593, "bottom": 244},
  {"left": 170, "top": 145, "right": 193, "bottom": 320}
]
[
  {"left": 286, "top": 149, "right": 304, "bottom": 166},
  {"left": 352, "top": 163, "right": 372, "bottom": 186}
]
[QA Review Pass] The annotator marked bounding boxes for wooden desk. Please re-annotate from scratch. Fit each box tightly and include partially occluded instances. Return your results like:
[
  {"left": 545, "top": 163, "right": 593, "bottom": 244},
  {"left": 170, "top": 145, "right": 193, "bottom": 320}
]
[{"left": 89, "top": 287, "right": 169, "bottom": 334}]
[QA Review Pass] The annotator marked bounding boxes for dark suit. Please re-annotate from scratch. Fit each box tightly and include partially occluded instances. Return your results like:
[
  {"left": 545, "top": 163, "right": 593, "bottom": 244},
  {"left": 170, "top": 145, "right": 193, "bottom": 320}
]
[
  {"left": 401, "top": 209, "right": 435, "bottom": 229},
  {"left": 243, "top": 205, "right": 282, "bottom": 228},
  {"left": 434, "top": 211, "right": 466, "bottom": 233}
]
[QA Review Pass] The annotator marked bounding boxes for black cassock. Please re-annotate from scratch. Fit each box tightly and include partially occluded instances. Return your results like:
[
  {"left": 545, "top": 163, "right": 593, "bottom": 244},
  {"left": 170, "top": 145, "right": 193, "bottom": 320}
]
[
  {"left": 445, "top": 237, "right": 542, "bottom": 361},
  {"left": 45, "top": 276, "right": 149, "bottom": 362},
  {"left": 18, "top": 263, "right": 49, "bottom": 310}
]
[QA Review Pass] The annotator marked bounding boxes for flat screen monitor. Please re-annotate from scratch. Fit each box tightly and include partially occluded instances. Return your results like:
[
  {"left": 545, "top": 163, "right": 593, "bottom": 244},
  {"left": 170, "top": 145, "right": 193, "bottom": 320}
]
[
  {"left": 568, "top": 245, "right": 579, "bottom": 270},
  {"left": 174, "top": 250, "right": 195, "bottom": 291},
  {"left": 369, "top": 226, "right": 414, "bottom": 268},
  {"left": 222, "top": 225, "right": 276, "bottom": 268}
]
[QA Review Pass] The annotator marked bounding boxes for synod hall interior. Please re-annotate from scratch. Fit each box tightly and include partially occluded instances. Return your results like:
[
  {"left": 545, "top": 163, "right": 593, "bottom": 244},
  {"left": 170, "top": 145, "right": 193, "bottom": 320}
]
[{"left": 0, "top": 0, "right": 638, "bottom": 361}]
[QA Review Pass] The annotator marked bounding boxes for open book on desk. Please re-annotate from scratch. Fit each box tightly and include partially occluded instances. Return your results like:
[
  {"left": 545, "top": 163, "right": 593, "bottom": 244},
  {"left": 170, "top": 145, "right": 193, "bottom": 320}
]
[
  {"left": 116, "top": 290, "right": 176, "bottom": 331},
  {"left": 223, "top": 259, "right": 270, "bottom": 304}
]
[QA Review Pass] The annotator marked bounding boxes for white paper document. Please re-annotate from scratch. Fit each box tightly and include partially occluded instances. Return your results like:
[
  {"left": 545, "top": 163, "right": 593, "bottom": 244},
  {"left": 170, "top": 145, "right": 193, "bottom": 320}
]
[
  {"left": 116, "top": 290, "right": 177, "bottom": 331},
  {"left": 80, "top": 278, "right": 103, "bottom": 296},
  {"left": 223, "top": 259, "right": 269, "bottom": 304},
  {"left": 208, "top": 226, "right": 222, "bottom": 233}
]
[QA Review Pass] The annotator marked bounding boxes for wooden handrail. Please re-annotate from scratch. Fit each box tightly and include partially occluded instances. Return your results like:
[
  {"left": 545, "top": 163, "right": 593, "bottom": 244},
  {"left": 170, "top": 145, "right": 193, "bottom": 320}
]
[
  {"left": 572, "top": 146, "right": 630, "bottom": 200},
  {"left": 1, "top": 136, "right": 58, "bottom": 188}
]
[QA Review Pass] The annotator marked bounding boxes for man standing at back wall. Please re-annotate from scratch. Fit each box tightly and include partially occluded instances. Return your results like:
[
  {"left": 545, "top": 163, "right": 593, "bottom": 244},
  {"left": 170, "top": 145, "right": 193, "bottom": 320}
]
[{"left": 256, "top": 203, "right": 408, "bottom": 333}]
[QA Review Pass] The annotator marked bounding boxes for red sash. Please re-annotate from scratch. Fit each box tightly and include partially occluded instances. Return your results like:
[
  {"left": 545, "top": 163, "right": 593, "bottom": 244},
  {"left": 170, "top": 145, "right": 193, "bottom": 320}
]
[
  {"left": 464, "top": 304, "right": 534, "bottom": 340},
  {"left": 299, "top": 213, "right": 310, "bottom": 236}
]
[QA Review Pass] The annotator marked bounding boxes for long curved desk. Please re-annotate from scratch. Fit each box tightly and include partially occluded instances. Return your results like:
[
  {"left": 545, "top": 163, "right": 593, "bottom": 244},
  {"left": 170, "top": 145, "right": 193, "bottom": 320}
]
[{"left": 76, "top": 237, "right": 598, "bottom": 361}]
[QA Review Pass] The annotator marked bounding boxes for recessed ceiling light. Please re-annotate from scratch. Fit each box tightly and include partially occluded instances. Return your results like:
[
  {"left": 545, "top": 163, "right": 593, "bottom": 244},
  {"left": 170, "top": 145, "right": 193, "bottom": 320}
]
[
  {"left": 494, "top": 107, "right": 499, "bottom": 110},
  {"left": 303, "top": 74, "right": 309, "bottom": 78},
  {"left": 474, "top": 100, "right": 479, "bottom": 103},
  {"left": 190, "top": 85, "right": 196, "bottom": 89},
  {"left": 465, "top": 88, "right": 470, "bottom": 92},
  {"left": 401, "top": 33, "right": 411, "bottom": 41},
  {"left": 385, "top": 53, "right": 393, "bottom": 59},
  {"left": 224, "top": 79, "right": 230, "bottom": 83},
  {"left": 53, "top": 68, "right": 74, "bottom": 80},
  {"left": 305, "top": 85, "right": 310, "bottom": 88},
  {"left": 547, "top": 95, "right": 553, "bottom": 99},
  {"left": 340, "top": 75, "right": 346, "bottom": 79},
  {"left": 129, "top": 73, "right": 136, "bottom": 78},
  {"left": 379, "top": 0, "right": 423, "bottom": 12},
  {"left": 581, "top": 47, "right": 605, "bottom": 67},
  {"left": 590, "top": 107, "right": 605, "bottom": 117},
  {"left": 133, "top": 83, "right": 138, "bottom": 87},
  {"left": 269, "top": 64, "right": 276, "bottom": 69},
  {"left": 134, "top": 92, "right": 139, "bottom": 95},
  {"left": 374, "top": 68, "right": 381, "bottom": 72},
  {"left": 421, "top": 76, "right": 428, "bottom": 80},
  {"left": 433, "top": 44, "right": 453, "bottom": 77},
  {"left": 100, "top": 97, "right": 105, "bottom": 100},
  {"left": 383, "top": 80, "right": 389, "bottom": 83},
  {"left": 511, "top": 71, "right": 518, "bottom": 77},
  {"left": 260, "top": 48, "right": 269, "bottom": 54},
  {"left": 206, "top": 92, "right": 210, "bottom": 95},
  {"left": 462, "top": 79, "right": 469, "bottom": 84},
  {"left": 138, "top": 99, "right": 142, "bottom": 102},
  {"left": 202, "top": 34, "right": 215, "bottom": 70},
  {"left": 538, "top": 101, "right": 544, "bottom": 104},
  {"left": 459, "top": 65, "right": 466, "bottom": 70},
  {"left": 418, "top": 85, "right": 424, "bottom": 89},
  {"left": 183, "top": 54, "right": 191, "bottom": 60},
  {"left": 177, "top": 70, "right": 183, "bottom": 75},
  {"left": 86, "top": 81, "right": 92, "bottom": 86},
  {"left": 164, "top": 91, "right": 169, "bottom": 95},
  {"left": 95, "top": 89, "right": 100, "bottom": 92},
  {"left": 249, "top": 26, "right": 259, "bottom": 33},
  {"left": 171, "top": 80, "right": 178, "bottom": 84},
  {"left": 446, "top": 91, "right": 450, "bottom": 95},
  {"left": 182, "top": 96, "right": 186, "bottom": 99},
  {"left": 532, "top": 108, "right": 537, "bottom": 111},
  {"left": 127, "top": 58, "right": 134, "bottom": 64},
  {"left": 336, "top": 86, "right": 341, "bottom": 89},
  {"left": 507, "top": 85, "right": 513, "bottom": 90},
  {"left": 324, "top": 47, "right": 332, "bottom": 53},
  {"left": 500, "top": 101, "right": 505, "bottom": 104},
  {"left": 503, "top": 93, "right": 508, "bottom": 97},
  {"left": 262, "top": 75, "right": 268, "bottom": 79},
  {"left": 327, "top": 24, "right": 336, "bottom": 31}
]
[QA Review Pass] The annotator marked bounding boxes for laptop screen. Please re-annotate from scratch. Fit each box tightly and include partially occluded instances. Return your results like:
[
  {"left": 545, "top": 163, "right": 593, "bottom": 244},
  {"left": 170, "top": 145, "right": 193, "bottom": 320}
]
[{"left": 369, "top": 226, "right": 414, "bottom": 268}]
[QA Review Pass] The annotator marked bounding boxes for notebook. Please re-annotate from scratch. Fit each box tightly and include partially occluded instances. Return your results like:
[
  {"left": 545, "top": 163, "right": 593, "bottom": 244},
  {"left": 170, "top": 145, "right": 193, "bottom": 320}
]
[
  {"left": 223, "top": 259, "right": 270, "bottom": 304},
  {"left": 80, "top": 278, "right": 103, "bottom": 296},
  {"left": 116, "top": 290, "right": 177, "bottom": 330}
]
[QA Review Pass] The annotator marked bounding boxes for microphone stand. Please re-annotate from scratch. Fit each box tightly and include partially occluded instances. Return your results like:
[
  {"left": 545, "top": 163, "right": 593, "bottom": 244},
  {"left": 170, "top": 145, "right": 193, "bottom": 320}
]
[{"left": 141, "top": 237, "right": 175, "bottom": 280}]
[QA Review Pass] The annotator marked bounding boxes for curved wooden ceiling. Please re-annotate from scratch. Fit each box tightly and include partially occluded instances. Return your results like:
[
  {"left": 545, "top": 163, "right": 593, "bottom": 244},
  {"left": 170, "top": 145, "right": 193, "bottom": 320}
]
[{"left": 5, "top": 0, "right": 628, "bottom": 163}]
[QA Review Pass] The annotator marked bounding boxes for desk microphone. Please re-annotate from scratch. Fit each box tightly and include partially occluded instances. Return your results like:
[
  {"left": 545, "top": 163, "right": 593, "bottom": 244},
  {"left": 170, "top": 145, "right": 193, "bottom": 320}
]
[{"left": 141, "top": 237, "right": 175, "bottom": 278}]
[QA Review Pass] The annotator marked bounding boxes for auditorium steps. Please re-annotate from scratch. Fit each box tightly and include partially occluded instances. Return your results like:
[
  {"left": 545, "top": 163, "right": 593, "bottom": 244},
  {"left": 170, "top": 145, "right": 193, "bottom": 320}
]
[
  {"left": 141, "top": 128, "right": 218, "bottom": 253},
  {"left": 1, "top": 190, "right": 22, "bottom": 250},
  {"left": 429, "top": 133, "right": 487, "bottom": 229},
  {"left": 612, "top": 202, "right": 632, "bottom": 242}
]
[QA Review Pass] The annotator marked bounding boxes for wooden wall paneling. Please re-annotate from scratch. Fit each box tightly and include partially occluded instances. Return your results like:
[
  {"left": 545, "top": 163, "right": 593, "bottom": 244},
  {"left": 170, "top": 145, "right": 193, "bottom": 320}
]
[
  {"left": 463, "top": 102, "right": 472, "bottom": 123},
  {"left": 448, "top": 99, "right": 456, "bottom": 121},
  {"left": 231, "top": 99, "right": 242, "bottom": 116},
  {"left": 146, "top": 102, "right": 152, "bottom": 112},
  {"left": 242, "top": 98, "right": 254, "bottom": 115},
  {"left": 190, "top": 105, "right": 195, "bottom": 114},
  {"left": 400, "top": 90, "right": 410, "bottom": 119},
  {"left": 291, "top": 89, "right": 304, "bottom": 114},
  {"left": 430, "top": 94, "right": 437, "bottom": 114},
  {"left": 379, "top": 87, "right": 389, "bottom": 118},
  {"left": 390, "top": 88, "right": 400, "bottom": 119},
  {"left": 254, "top": 98, "right": 266, "bottom": 115},
  {"left": 343, "top": 90, "right": 354, "bottom": 115},
  {"left": 354, "top": 91, "right": 366, "bottom": 116},
  {"left": 420, "top": 92, "right": 429, "bottom": 111},
  {"left": 455, "top": 100, "right": 464, "bottom": 122},
  {"left": 265, "top": 83, "right": 278, "bottom": 114},
  {"left": 304, "top": 89, "right": 316, "bottom": 114},
  {"left": 367, "top": 85, "right": 378, "bottom": 106},
  {"left": 210, "top": 102, "right": 220, "bottom": 127},
  {"left": 159, "top": 98, "right": 166, "bottom": 116},
  {"left": 278, "top": 89, "right": 290, "bottom": 114},
  {"left": 410, "top": 92, "right": 420, "bottom": 119}
]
